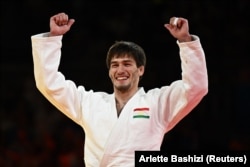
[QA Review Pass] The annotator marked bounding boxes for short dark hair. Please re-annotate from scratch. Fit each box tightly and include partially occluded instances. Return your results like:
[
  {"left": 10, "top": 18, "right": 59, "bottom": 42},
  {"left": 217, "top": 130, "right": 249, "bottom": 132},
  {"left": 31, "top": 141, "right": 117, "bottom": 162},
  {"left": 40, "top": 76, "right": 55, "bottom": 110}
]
[{"left": 106, "top": 41, "right": 146, "bottom": 69}]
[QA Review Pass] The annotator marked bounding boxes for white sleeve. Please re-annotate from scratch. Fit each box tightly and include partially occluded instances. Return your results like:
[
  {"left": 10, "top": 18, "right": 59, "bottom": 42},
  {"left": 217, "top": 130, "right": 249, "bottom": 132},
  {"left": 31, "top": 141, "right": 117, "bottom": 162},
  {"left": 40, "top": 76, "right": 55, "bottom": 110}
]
[
  {"left": 31, "top": 33, "right": 84, "bottom": 125},
  {"left": 152, "top": 35, "right": 208, "bottom": 132}
]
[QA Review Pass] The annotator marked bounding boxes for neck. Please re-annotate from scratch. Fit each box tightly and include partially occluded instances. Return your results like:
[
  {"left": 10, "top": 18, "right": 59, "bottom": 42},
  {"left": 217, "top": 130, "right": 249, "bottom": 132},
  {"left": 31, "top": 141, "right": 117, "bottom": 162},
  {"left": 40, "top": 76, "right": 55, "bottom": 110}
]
[
  {"left": 114, "top": 87, "right": 139, "bottom": 116},
  {"left": 114, "top": 87, "right": 139, "bottom": 105}
]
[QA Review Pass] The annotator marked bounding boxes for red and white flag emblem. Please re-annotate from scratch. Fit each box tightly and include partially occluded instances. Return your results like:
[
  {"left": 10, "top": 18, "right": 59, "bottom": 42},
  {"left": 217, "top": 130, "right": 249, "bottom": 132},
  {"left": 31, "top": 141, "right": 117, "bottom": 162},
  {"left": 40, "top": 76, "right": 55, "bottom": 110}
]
[{"left": 133, "top": 107, "right": 150, "bottom": 119}]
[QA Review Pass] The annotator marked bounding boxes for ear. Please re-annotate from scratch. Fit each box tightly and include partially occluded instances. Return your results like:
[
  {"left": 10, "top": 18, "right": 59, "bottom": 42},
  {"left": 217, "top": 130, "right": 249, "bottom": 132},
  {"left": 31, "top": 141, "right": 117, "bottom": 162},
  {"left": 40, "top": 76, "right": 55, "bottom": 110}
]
[{"left": 138, "top": 66, "right": 145, "bottom": 77}]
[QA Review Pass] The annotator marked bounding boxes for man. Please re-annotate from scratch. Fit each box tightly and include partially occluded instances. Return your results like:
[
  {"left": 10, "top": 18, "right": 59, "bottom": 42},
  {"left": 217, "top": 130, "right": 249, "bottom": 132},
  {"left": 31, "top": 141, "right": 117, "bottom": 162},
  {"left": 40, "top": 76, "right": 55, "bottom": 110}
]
[{"left": 31, "top": 12, "right": 208, "bottom": 166}]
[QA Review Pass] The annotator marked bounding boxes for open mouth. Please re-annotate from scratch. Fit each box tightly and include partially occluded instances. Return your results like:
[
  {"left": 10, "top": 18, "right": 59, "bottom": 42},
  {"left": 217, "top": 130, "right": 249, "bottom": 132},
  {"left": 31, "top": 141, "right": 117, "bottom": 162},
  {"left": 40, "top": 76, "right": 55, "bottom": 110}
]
[{"left": 116, "top": 76, "right": 129, "bottom": 81}]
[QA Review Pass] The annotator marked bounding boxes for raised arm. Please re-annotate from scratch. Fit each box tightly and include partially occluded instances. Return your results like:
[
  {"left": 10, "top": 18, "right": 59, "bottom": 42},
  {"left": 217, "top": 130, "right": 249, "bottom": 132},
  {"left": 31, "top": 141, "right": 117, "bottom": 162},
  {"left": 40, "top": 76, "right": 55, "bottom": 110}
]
[
  {"left": 154, "top": 17, "right": 208, "bottom": 132},
  {"left": 31, "top": 13, "right": 84, "bottom": 125}
]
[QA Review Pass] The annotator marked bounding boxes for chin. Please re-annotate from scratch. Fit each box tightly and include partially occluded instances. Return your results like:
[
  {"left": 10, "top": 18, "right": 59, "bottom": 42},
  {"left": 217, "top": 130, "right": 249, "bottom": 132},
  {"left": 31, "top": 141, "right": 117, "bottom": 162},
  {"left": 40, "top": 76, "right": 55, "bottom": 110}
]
[{"left": 115, "top": 84, "right": 131, "bottom": 92}]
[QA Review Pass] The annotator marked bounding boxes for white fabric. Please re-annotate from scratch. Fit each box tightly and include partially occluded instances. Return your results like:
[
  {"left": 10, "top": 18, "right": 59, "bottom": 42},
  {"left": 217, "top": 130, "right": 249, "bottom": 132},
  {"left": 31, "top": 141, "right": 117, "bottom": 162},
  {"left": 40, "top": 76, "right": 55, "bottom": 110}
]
[{"left": 31, "top": 33, "right": 208, "bottom": 167}]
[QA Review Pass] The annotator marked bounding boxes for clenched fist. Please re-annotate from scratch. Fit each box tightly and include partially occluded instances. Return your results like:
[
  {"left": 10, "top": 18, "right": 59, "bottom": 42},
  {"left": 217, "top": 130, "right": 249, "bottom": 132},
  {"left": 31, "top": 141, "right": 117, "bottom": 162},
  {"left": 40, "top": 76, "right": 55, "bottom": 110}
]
[
  {"left": 164, "top": 17, "right": 192, "bottom": 42},
  {"left": 49, "top": 13, "right": 75, "bottom": 36}
]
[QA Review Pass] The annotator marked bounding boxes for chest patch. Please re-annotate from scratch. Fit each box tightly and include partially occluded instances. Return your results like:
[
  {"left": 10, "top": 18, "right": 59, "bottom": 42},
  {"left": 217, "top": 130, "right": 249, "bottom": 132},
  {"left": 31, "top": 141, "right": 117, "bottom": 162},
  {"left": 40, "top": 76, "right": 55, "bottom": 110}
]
[{"left": 133, "top": 107, "right": 150, "bottom": 119}]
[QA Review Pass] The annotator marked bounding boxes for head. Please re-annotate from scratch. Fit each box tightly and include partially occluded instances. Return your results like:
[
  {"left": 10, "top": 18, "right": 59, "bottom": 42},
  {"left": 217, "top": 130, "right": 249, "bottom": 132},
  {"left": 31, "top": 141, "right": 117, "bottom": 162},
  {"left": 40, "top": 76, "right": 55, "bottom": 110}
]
[{"left": 106, "top": 41, "right": 146, "bottom": 92}]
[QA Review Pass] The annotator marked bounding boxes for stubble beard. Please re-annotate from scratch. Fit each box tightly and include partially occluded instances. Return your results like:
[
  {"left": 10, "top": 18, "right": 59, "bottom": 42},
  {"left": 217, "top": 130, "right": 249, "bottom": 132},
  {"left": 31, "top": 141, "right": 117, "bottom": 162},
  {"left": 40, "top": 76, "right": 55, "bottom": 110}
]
[{"left": 115, "top": 84, "right": 131, "bottom": 93}]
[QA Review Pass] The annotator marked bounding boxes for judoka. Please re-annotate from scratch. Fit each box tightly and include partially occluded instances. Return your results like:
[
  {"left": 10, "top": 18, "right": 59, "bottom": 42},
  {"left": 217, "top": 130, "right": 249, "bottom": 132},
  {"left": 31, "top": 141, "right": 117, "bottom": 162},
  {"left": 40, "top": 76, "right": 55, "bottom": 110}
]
[{"left": 31, "top": 13, "right": 208, "bottom": 167}]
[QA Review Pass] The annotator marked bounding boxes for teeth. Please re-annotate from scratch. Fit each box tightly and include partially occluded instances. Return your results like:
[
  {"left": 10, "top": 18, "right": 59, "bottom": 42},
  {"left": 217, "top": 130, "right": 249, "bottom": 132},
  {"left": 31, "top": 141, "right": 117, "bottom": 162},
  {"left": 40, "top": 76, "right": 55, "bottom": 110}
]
[{"left": 117, "top": 77, "right": 127, "bottom": 80}]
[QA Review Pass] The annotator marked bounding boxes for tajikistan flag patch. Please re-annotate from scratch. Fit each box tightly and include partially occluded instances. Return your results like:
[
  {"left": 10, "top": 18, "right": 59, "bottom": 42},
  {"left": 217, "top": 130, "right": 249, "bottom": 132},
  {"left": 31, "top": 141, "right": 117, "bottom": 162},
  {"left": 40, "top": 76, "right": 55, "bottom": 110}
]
[{"left": 133, "top": 107, "right": 150, "bottom": 119}]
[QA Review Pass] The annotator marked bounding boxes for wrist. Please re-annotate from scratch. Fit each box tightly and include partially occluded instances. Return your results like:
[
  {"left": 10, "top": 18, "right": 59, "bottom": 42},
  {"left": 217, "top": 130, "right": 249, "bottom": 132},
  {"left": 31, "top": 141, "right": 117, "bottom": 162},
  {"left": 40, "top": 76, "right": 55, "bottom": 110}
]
[
  {"left": 49, "top": 32, "right": 58, "bottom": 37},
  {"left": 178, "top": 35, "right": 192, "bottom": 43}
]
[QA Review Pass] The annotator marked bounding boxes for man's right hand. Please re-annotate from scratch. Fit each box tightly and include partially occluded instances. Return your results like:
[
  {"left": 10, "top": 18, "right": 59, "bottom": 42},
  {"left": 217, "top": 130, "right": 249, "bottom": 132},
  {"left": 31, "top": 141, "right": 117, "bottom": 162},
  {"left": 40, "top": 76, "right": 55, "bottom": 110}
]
[{"left": 49, "top": 13, "right": 75, "bottom": 36}]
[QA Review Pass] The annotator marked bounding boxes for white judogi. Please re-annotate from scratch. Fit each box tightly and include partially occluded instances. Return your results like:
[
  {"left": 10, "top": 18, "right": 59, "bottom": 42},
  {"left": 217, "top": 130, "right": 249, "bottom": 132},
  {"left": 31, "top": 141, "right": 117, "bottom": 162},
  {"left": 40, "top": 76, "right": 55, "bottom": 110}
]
[{"left": 31, "top": 33, "right": 208, "bottom": 167}]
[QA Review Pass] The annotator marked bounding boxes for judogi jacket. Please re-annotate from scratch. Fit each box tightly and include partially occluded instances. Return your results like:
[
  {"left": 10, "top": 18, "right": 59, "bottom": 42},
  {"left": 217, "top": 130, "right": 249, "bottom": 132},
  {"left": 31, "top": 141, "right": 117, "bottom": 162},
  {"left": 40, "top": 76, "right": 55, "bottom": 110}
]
[{"left": 31, "top": 33, "right": 208, "bottom": 167}]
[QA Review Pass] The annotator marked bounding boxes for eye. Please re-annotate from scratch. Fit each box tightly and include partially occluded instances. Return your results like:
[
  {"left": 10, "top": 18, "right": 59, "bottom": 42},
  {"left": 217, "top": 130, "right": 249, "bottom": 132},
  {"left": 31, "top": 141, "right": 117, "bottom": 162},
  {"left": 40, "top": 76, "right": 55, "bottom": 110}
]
[
  {"left": 111, "top": 64, "right": 118, "bottom": 68},
  {"left": 124, "top": 63, "right": 132, "bottom": 67}
]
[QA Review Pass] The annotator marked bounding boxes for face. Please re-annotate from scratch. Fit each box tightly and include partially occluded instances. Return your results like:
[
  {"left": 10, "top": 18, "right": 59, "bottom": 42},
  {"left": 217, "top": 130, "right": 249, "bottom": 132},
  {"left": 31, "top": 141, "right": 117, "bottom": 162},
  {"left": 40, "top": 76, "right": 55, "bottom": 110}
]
[{"left": 109, "top": 55, "right": 144, "bottom": 92}]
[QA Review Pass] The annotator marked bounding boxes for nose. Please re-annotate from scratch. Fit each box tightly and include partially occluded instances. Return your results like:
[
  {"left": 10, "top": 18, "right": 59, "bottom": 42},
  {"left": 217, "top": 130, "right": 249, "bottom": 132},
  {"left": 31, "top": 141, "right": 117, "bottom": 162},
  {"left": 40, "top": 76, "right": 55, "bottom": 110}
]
[{"left": 117, "top": 65, "right": 126, "bottom": 74}]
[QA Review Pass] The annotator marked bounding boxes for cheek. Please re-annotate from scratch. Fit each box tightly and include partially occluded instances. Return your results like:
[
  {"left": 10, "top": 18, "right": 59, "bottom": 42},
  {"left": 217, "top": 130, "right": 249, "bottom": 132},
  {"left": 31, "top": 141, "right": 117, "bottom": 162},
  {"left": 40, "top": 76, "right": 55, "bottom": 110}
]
[
  {"left": 131, "top": 71, "right": 140, "bottom": 80},
  {"left": 108, "top": 71, "right": 112, "bottom": 79},
  {"left": 109, "top": 70, "right": 114, "bottom": 79}
]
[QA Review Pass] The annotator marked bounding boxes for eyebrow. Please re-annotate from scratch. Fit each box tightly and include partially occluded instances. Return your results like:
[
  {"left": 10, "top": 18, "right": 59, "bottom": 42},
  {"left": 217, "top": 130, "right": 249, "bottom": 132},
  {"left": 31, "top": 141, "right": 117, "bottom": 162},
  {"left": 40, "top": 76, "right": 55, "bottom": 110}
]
[{"left": 110, "top": 59, "right": 134, "bottom": 64}]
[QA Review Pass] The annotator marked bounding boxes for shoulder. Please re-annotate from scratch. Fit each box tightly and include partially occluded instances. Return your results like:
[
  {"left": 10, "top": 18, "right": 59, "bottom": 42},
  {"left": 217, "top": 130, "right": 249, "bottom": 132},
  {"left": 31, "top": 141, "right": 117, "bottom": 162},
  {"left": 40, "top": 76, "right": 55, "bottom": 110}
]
[{"left": 78, "top": 86, "right": 113, "bottom": 101}]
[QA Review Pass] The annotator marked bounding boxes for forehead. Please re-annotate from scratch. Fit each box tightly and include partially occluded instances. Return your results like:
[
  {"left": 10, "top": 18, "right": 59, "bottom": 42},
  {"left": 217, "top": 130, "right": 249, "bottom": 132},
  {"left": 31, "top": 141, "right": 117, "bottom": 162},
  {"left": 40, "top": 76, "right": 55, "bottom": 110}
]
[{"left": 110, "top": 54, "right": 135, "bottom": 63}]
